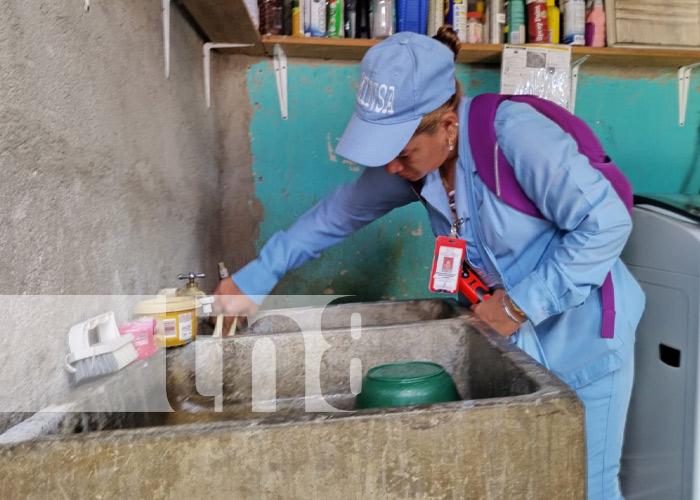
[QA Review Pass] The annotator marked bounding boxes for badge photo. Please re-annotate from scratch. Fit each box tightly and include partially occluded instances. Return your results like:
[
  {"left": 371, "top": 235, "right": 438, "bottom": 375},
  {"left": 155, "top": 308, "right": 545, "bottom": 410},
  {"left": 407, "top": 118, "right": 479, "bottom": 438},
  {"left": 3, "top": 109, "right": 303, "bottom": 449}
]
[{"left": 429, "top": 236, "right": 466, "bottom": 294}]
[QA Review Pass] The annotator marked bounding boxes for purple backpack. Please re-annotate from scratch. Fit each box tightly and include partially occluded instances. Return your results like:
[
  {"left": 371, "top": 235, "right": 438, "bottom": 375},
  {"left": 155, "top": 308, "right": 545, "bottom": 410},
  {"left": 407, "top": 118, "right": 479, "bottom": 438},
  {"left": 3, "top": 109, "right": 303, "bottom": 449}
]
[{"left": 468, "top": 93, "right": 634, "bottom": 339}]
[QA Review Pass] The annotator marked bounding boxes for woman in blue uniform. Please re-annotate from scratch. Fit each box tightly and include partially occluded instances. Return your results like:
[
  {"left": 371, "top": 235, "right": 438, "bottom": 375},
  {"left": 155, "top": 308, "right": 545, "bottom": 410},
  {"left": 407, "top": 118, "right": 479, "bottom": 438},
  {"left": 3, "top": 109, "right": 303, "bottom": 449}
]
[{"left": 216, "top": 26, "right": 645, "bottom": 499}]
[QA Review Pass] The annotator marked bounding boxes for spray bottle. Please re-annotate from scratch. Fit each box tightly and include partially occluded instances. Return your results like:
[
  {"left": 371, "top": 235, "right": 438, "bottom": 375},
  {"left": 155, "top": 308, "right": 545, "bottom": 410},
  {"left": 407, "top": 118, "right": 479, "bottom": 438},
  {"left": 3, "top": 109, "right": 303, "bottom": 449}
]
[{"left": 585, "top": 0, "right": 606, "bottom": 47}]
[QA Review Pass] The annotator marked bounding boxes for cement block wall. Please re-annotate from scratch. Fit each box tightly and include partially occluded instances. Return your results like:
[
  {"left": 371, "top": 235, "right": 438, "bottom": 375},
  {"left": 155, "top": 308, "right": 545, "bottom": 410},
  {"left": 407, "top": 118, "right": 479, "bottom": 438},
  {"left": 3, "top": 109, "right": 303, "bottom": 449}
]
[{"left": 0, "top": 2, "right": 255, "bottom": 416}]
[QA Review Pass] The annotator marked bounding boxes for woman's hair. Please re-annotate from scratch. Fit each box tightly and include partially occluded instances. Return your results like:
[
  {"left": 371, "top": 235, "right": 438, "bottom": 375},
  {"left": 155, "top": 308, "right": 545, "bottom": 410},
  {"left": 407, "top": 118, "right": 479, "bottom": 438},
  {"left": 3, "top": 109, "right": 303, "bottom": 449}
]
[{"left": 414, "top": 25, "right": 463, "bottom": 136}]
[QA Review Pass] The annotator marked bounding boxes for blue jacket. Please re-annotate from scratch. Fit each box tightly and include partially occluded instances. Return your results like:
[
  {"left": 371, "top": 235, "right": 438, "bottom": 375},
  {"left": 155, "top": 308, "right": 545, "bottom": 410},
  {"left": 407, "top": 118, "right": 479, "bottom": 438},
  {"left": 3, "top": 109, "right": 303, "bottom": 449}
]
[{"left": 234, "top": 98, "right": 646, "bottom": 390}]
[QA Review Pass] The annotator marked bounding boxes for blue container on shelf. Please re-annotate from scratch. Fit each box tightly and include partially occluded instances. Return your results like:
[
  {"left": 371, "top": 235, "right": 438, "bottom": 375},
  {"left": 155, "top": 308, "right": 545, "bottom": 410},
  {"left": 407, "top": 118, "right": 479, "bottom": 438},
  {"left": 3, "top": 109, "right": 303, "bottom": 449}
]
[{"left": 396, "top": 0, "right": 429, "bottom": 34}]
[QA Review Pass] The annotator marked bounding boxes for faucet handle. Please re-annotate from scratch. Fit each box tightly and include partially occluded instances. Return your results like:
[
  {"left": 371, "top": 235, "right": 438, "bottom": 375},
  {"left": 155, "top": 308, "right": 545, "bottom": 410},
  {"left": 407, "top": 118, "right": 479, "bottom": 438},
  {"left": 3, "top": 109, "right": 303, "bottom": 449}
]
[{"left": 178, "top": 272, "right": 206, "bottom": 284}]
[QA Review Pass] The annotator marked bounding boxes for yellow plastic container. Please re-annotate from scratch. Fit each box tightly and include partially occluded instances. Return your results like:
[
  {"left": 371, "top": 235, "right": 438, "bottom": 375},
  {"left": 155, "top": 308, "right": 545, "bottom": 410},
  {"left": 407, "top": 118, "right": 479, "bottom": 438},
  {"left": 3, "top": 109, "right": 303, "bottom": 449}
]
[
  {"left": 547, "top": 0, "right": 560, "bottom": 44},
  {"left": 133, "top": 296, "right": 197, "bottom": 347}
]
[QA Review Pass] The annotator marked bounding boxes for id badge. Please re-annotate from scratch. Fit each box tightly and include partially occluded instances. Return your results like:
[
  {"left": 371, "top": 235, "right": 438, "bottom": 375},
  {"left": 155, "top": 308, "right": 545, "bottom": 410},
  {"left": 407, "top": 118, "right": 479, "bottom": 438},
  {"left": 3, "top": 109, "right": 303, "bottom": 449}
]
[{"left": 429, "top": 236, "right": 466, "bottom": 294}]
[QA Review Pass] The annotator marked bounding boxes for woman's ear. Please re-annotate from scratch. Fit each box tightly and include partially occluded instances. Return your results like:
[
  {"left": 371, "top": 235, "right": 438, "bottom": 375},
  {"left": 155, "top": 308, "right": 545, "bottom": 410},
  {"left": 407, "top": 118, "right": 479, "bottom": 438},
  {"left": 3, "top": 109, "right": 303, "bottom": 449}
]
[{"left": 440, "top": 111, "right": 460, "bottom": 134}]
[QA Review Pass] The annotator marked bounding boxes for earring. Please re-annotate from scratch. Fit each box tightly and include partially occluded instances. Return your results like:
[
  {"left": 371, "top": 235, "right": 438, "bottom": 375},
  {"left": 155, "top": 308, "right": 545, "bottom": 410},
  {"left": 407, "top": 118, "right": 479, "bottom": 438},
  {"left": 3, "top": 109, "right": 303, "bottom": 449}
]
[{"left": 448, "top": 140, "right": 454, "bottom": 151}]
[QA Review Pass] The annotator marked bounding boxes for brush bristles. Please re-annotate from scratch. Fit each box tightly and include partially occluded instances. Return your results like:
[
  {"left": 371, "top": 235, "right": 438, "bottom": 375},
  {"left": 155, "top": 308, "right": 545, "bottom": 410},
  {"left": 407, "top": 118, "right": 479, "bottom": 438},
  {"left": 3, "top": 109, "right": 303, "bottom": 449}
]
[
  {"left": 72, "top": 342, "right": 139, "bottom": 383},
  {"left": 73, "top": 355, "right": 119, "bottom": 383}
]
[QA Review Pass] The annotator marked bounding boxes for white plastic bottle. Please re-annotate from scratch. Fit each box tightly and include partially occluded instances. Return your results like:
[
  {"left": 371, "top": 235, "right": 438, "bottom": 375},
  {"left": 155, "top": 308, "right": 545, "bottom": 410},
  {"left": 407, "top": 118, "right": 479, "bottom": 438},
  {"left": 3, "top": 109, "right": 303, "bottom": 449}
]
[
  {"left": 371, "top": 0, "right": 394, "bottom": 38},
  {"left": 466, "top": 12, "right": 484, "bottom": 43},
  {"left": 218, "top": 262, "right": 230, "bottom": 279},
  {"left": 562, "top": 0, "right": 585, "bottom": 45}
]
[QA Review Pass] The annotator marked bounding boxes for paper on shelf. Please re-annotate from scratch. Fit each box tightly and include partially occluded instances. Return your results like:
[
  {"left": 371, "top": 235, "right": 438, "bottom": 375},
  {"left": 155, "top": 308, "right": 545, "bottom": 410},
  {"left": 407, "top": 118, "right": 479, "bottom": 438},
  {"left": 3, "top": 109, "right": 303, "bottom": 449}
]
[{"left": 500, "top": 44, "right": 572, "bottom": 109}]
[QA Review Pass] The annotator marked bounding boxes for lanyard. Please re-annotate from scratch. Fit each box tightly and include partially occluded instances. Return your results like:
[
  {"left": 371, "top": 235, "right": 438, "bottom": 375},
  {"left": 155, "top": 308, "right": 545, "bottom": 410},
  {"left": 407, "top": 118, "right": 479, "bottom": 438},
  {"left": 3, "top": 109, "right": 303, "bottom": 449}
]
[{"left": 409, "top": 178, "right": 463, "bottom": 237}]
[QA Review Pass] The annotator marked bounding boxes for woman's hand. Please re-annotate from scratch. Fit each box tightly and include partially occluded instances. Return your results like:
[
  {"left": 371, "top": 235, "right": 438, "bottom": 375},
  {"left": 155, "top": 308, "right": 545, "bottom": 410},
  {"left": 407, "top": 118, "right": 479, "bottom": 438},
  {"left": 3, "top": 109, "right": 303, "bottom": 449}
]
[
  {"left": 213, "top": 277, "right": 259, "bottom": 335},
  {"left": 470, "top": 288, "right": 523, "bottom": 338}
]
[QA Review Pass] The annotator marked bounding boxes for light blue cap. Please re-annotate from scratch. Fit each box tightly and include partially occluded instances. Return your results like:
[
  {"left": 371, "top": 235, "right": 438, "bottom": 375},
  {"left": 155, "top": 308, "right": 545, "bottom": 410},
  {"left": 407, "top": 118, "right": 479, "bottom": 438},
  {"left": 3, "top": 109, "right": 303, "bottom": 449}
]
[{"left": 335, "top": 32, "right": 456, "bottom": 168}]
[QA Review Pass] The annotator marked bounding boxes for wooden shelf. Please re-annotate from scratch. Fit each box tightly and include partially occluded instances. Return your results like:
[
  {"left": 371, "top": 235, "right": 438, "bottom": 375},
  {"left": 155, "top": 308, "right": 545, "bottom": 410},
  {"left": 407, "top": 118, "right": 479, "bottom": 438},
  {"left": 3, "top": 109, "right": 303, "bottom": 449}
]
[
  {"left": 570, "top": 45, "right": 700, "bottom": 67},
  {"left": 175, "top": 0, "right": 700, "bottom": 67},
  {"left": 177, "top": 0, "right": 265, "bottom": 56},
  {"left": 259, "top": 36, "right": 700, "bottom": 67},
  {"left": 260, "top": 37, "right": 506, "bottom": 64}
]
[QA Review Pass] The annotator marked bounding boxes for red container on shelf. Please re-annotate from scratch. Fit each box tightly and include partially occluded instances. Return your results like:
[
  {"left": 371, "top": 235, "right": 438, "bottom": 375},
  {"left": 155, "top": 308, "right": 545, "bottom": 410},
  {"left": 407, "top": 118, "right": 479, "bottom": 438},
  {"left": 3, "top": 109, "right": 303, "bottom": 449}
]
[{"left": 526, "top": 0, "right": 548, "bottom": 42}]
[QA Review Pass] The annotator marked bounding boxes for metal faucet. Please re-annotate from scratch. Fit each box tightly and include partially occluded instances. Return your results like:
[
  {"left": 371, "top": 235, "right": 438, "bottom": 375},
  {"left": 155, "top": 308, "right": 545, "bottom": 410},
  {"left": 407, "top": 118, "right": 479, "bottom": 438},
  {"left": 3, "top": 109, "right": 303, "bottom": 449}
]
[{"left": 177, "top": 272, "right": 206, "bottom": 297}]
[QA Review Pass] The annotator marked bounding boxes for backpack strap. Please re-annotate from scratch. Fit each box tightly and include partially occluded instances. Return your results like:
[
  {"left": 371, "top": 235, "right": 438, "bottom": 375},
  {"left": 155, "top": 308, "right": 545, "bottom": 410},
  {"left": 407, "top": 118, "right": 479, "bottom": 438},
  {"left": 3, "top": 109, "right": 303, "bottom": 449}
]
[
  {"left": 468, "top": 93, "right": 622, "bottom": 339},
  {"left": 601, "top": 273, "right": 616, "bottom": 339},
  {"left": 509, "top": 95, "right": 634, "bottom": 213},
  {"left": 468, "top": 94, "right": 542, "bottom": 218}
]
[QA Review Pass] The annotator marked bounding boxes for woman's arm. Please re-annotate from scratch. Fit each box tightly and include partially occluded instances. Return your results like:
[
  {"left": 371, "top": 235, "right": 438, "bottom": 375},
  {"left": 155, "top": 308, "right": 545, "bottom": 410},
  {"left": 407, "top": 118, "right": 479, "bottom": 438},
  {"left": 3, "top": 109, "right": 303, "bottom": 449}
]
[{"left": 231, "top": 166, "right": 417, "bottom": 300}]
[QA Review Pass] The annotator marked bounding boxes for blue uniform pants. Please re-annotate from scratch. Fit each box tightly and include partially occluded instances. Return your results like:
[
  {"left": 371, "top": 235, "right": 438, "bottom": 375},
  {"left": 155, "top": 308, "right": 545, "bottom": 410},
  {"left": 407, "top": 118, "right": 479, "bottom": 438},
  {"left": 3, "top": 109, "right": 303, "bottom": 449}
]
[{"left": 576, "top": 357, "right": 635, "bottom": 500}]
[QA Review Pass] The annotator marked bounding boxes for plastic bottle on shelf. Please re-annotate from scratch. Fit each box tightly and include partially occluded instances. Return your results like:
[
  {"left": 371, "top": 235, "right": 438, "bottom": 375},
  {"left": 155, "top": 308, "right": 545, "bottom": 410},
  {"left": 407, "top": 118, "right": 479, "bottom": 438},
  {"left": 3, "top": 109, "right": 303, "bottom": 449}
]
[
  {"left": 562, "top": 0, "right": 585, "bottom": 45},
  {"left": 476, "top": 1, "right": 488, "bottom": 42},
  {"left": 426, "top": 0, "right": 444, "bottom": 36},
  {"left": 259, "top": 0, "right": 284, "bottom": 34},
  {"left": 356, "top": 0, "right": 371, "bottom": 37},
  {"left": 526, "top": 0, "right": 548, "bottom": 42},
  {"left": 397, "top": 0, "right": 430, "bottom": 34},
  {"left": 466, "top": 12, "right": 484, "bottom": 43},
  {"left": 282, "top": 0, "right": 291, "bottom": 34},
  {"left": 292, "top": 0, "right": 304, "bottom": 36},
  {"left": 344, "top": 0, "right": 357, "bottom": 36},
  {"left": 495, "top": 0, "right": 508, "bottom": 43},
  {"left": 371, "top": 0, "right": 395, "bottom": 38},
  {"left": 447, "top": 0, "right": 469, "bottom": 42},
  {"left": 305, "top": 0, "right": 328, "bottom": 36},
  {"left": 507, "top": 0, "right": 526, "bottom": 44},
  {"left": 546, "top": 0, "right": 560, "bottom": 43},
  {"left": 328, "top": 0, "right": 345, "bottom": 37},
  {"left": 585, "top": 0, "right": 606, "bottom": 47}
]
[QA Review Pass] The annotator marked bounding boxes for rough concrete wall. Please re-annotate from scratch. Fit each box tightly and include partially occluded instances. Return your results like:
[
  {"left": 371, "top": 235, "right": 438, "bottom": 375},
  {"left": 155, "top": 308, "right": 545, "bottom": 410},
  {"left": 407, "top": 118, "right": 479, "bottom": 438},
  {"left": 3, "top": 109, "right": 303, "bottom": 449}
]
[
  {"left": 213, "top": 55, "right": 260, "bottom": 274},
  {"left": 0, "top": 1, "right": 249, "bottom": 414},
  {"left": 0, "top": 0, "right": 221, "bottom": 295}
]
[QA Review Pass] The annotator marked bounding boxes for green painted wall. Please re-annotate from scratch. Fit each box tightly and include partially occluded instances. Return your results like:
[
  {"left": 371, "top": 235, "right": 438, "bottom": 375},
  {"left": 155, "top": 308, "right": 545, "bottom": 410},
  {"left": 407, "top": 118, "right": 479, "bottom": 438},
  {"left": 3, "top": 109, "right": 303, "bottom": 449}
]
[{"left": 247, "top": 61, "right": 700, "bottom": 299}]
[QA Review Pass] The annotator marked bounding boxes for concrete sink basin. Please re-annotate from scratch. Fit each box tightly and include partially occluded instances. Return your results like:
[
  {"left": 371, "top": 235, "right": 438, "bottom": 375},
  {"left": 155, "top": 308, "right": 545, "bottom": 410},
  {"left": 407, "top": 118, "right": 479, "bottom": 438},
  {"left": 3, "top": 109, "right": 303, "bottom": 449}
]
[{"left": 0, "top": 299, "right": 585, "bottom": 499}]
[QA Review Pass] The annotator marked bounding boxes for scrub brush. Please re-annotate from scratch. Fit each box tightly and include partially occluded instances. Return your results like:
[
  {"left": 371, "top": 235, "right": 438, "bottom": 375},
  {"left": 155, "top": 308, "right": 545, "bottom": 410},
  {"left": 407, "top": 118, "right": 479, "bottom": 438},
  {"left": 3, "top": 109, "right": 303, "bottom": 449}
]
[
  {"left": 212, "top": 315, "right": 237, "bottom": 337},
  {"left": 64, "top": 312, "right": 138, "bottom": 383}
]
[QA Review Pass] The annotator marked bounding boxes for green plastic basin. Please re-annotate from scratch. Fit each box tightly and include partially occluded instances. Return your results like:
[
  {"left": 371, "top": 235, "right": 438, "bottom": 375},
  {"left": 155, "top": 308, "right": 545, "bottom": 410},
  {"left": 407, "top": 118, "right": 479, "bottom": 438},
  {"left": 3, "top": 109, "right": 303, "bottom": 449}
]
[{"left": 354, "top": 361, "right": 461, "bottom": 410}]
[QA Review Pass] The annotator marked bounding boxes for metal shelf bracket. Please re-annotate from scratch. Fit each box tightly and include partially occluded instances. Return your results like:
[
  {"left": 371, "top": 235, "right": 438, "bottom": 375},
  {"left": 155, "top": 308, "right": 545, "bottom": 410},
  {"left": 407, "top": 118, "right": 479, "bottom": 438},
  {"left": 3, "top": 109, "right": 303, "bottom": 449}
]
[
  {"left": 570, "top": 55, "right": 589, "bottom": 114},
  {"left": 678, "top": 61, "right": 700, "bottom": 126},
  {"left": 163, "top": 0, "right": 170, "bottom": 78},
  {"left": 203, "top": 42, "right": 254, "bottom": 108},
  {"left": 273, "top": 44, "right": 288, "bottom": 120}
]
